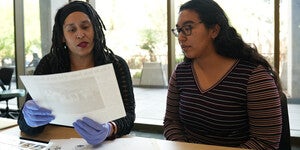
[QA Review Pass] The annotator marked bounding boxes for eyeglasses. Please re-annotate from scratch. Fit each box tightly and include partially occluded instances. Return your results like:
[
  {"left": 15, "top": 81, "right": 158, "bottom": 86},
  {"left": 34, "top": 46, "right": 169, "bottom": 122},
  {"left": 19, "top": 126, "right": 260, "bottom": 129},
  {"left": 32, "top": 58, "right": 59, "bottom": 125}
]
[{"left": 171, "top": 21, "right": 203, "bottom": 37}]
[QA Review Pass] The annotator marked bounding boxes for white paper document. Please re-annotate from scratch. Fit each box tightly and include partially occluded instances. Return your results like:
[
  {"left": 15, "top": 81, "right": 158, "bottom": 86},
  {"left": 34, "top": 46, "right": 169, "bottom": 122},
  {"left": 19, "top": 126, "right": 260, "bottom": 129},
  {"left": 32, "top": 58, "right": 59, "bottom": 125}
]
[
  {"left": 47, "top": 137, "right": 160, "bottom": 150},
  {"left": 0, "top": 134, "right": 48, "bottom": 150},
  {"left": 20, "top": 63, "right": 126, "bottom": 127}
]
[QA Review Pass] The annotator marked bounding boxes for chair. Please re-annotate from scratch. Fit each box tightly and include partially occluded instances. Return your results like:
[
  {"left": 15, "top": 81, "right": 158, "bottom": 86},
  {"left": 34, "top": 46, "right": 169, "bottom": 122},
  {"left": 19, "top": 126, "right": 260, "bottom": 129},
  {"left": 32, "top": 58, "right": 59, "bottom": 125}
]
[
  {"left": 0, "top": 67, "right": 25, "bottom": 118},
  {"left": 279, "top": 92, "right": 291, "bottom": 150}
]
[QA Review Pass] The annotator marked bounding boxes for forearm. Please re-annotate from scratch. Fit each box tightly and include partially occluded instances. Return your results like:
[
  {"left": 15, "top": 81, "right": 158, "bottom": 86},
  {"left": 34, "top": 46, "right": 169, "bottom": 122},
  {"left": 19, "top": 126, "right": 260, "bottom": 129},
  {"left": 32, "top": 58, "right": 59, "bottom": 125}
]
[
  {"left": 112, "top": 56, "right": 136, "bottom": 137},
  {"left": 113, "top": 75, "right": 135, "bottom": 137},
  {"left": 113, "top": 110, "right": 135, "bottom": 137},
  {"left": 163, "top": 92, "right": 186, "bottom": 141},
  {"left": 112, "top": 88, "right": 135, "bottom": 137},
  {"left": 163, "top": 70, "right": 186, "bottom": 141},
  {"left": 163, "top": 119, "right": 187, "bottom": 142}
]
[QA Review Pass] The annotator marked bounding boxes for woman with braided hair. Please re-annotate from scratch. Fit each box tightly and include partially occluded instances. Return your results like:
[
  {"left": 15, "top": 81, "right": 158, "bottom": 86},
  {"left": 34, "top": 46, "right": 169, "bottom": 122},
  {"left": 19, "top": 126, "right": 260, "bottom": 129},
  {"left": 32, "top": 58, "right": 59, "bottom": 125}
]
[{"left": 18, "top": 1, "right": 135, "bottom": 146}]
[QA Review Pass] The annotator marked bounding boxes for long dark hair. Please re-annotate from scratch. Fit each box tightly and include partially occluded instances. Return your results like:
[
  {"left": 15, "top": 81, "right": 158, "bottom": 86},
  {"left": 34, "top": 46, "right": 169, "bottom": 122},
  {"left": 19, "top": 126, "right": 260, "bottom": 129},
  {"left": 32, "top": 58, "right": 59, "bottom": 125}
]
[
  {"left": 180, "top": 0, "right": 282, "bottom": 91},
  {"left": 50, "top": 1, "right": 116, "bottom": 71}
]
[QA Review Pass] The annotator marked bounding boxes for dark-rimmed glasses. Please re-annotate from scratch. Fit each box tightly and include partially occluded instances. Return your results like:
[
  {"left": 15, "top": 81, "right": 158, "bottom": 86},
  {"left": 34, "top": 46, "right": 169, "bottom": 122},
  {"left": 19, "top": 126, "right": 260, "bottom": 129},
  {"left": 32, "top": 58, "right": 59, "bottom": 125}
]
[{"left": 171, "top": 21, "right": 203, "bottom": 37}]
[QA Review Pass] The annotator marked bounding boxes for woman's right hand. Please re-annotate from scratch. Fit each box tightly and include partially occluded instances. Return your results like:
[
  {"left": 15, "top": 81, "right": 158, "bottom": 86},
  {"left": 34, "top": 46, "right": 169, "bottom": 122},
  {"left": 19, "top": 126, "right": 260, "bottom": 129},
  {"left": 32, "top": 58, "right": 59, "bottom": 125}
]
[{"left": 22, "top": 100, "right": 55, "bottom": 127}]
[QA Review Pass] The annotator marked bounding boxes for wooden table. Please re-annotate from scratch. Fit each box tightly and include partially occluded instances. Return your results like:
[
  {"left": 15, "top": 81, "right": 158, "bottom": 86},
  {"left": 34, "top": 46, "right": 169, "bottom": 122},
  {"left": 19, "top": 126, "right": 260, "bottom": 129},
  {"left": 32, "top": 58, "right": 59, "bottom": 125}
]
[{"left": 0, "top": 125, "right": 244, "bottom": 150}]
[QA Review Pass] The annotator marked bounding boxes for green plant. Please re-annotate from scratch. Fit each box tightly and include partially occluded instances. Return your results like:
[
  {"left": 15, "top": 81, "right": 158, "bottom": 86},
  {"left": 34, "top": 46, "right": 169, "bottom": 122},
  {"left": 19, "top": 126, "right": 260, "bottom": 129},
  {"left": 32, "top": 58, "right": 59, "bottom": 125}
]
[
  {"left": 0, "top": 35, "right": 14, "bottom": 59},
  {"left": 140, "top": 29, "right": 158, "bottom": 62},
  {"left": 133, "top": 71, "right": 142, "bottom": 79}
]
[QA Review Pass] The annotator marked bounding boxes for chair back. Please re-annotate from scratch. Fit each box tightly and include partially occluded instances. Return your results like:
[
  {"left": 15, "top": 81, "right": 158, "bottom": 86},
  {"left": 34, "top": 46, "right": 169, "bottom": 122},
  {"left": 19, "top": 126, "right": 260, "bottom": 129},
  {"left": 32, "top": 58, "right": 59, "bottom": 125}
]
[
  {"left": 279, "top": 92, "right": 291, "bottom": 150},
  {"left": 0, "top": 67, "right": 14, "bottom": 90}
]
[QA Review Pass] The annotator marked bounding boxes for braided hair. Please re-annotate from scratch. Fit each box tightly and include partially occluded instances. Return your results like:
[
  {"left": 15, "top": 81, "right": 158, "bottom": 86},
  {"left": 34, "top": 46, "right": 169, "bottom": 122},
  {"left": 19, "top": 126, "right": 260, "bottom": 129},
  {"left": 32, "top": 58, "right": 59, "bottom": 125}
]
[{"left": 50, "top": 1, "right": 116, "bottom": 71}]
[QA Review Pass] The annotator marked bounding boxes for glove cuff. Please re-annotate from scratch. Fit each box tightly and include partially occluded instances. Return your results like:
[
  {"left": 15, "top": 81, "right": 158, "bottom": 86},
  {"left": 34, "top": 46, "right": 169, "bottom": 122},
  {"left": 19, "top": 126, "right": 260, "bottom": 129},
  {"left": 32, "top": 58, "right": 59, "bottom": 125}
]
[{"left": 107, "top": 122, "right": 117, "bottom": 140}]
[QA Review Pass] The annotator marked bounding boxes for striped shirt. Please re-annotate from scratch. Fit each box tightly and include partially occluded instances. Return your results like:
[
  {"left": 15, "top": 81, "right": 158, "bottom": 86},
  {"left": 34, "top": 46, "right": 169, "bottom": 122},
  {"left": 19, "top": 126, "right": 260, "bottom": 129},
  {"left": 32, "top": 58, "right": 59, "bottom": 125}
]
[{"left": 163, "top": 59, "right": 282, "bottom": 150}]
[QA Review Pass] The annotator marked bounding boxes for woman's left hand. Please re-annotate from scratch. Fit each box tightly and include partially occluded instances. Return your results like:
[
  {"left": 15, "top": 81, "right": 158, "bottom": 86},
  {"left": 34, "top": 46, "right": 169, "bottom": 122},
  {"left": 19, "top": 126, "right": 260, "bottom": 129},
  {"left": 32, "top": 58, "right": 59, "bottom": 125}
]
[{"left": 73, "top": 117, "right": 111, "bottom": 145}]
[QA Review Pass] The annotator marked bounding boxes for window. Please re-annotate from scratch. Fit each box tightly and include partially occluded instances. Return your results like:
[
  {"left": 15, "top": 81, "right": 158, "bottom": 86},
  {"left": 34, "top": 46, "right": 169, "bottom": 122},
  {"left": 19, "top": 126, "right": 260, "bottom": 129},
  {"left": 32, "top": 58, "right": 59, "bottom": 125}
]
[
  {"left": 0, "top": 0, "right": 15, "bottom": 77},
  {"left": 95, "top": 0, "right": 168, "bottom": 125},
  {"left": 25, "top": 0, "right": 69, "bottom": 76},
  {"left": 24, "top": 0, "right": 42, "bottom": 75},
  {"left": 280, "top": 0, "right": 300, "bottom": 137},
  {"left": 0, "top": 0, "right": 16, "bottom": 110},
  {"left": 7, "top": 0, "right": 300, "bottom": 137}
]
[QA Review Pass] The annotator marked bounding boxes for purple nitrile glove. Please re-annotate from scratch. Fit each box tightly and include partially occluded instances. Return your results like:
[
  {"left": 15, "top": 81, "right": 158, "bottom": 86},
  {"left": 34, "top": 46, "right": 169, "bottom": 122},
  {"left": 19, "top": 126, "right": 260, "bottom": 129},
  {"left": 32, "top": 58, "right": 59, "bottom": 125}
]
[
  {"left": 22, "top": 100, "right": 55, "bottom": 127},
  {"left": 73, "top": 117, "right": 111, "bottom": 146}
]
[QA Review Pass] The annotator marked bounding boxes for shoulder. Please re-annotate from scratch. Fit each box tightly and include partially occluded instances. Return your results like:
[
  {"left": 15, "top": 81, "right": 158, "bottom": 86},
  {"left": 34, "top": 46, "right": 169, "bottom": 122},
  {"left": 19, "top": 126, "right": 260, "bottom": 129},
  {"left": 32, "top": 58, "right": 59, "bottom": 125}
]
[
  {"left": 110, "top": 55, "right": 130, "bottom": 74},
  {"left": 34, "top": 54, "right": 53, "bottom": 75},
  {"left": 237, "top": 59, "right": 259, "bottom": 69},
  {"left": 250, "top": 65, "right": 274, "bottom": 81},
  {"left": 34, "top": 53, "right": 64, "bottom": 75},
  {"left": 171, "top": 61, "right": 192, "bottom": 80},
  {"left": 174, "top": 61, "right": 192, "bottom": 72},
  {"left": 233, "top": 59, "right": 262, "bottom": 76},
  {"left": 238, "top": 60, "right": 269, "bottom": 75},
  {"left": 112, "top": 55, "right": 129, "bottom": 68},
  {"left": 238, "top": 60, "right": 276, "bottom": 85},
  {"left": 114, "top": 55, "right": 127, "bottom": 64},
  {"left": 176, "top": 61, "right": 191, "bottom": 68},
  {"left": 39, "top": 53, "right": 52, "bottom": 62}
]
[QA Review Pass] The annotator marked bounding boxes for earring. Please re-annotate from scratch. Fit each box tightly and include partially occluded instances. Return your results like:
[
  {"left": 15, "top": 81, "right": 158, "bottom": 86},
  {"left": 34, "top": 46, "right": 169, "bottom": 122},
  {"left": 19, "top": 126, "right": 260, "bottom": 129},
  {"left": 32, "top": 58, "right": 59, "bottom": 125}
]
[{"left": 63, "top": 43, "right": 67, "bottom": 50}]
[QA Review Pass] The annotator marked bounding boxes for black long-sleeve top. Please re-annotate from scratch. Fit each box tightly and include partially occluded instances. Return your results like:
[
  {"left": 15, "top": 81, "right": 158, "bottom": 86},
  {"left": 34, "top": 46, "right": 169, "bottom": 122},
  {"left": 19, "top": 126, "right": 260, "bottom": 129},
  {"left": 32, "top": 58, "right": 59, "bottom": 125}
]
[{"left": 18, "top": 53, "right": 135, "bottom": 138}]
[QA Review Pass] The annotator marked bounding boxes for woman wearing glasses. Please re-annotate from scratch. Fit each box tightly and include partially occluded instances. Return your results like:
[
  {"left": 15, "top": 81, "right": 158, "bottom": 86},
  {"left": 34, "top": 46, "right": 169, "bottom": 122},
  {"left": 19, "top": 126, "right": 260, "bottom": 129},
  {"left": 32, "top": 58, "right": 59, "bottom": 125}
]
[{"left": 163, "top": 0, "right": 283, "bottom": 149}]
